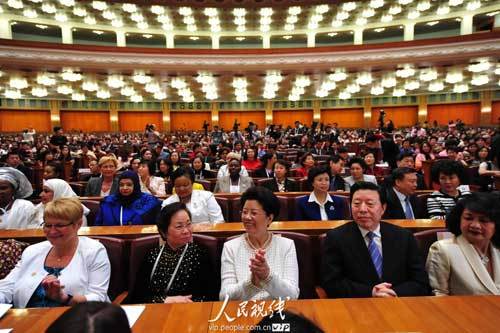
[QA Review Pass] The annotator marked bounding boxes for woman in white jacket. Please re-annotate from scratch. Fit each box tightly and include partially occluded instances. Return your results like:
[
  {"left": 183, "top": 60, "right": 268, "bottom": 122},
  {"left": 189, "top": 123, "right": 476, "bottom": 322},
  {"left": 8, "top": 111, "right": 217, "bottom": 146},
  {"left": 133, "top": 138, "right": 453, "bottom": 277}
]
[{"left": 0, "top": 197, "right": 110, "bottom": 308}]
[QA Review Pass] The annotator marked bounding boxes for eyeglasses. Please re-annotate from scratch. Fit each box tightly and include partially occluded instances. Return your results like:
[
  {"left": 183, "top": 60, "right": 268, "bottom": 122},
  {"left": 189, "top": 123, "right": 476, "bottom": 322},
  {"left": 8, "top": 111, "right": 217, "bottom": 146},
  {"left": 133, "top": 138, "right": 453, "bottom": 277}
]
[{"left": 42, "top": 221, "right": 74, "bottom": 230}]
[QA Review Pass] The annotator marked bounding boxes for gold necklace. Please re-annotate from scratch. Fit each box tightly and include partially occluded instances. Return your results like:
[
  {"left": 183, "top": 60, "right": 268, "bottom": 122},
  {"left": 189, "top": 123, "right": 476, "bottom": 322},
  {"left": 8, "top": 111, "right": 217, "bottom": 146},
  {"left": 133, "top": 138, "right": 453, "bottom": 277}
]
[{"left": 245, "top": 232, "right": 272, "bottom": 251}]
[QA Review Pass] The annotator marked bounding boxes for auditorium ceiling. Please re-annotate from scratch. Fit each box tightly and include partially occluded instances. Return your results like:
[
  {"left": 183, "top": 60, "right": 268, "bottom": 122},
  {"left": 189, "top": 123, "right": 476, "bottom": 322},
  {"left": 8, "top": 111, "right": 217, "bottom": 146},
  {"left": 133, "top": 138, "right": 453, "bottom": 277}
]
[{"left": 0, "top": 0, "right": 499, "bottom": 102}]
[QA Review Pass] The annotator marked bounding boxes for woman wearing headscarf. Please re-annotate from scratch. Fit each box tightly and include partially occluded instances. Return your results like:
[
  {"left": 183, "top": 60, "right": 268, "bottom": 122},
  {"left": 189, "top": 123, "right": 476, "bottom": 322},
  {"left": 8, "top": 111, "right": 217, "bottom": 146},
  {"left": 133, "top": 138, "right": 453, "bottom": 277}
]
[
  {"left": 0, "top": 167, "right": 37, "bottom": 229},
  {"left": 95, "top": 171, "right": 161, "bottom": 226},
  {"left": 34, "top": 179, "right": 90, "bottom": 227}
]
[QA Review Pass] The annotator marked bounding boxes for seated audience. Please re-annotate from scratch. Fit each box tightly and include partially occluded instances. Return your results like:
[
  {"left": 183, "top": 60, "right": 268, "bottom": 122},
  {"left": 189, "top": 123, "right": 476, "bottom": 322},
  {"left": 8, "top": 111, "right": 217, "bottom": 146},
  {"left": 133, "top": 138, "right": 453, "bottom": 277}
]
[
  {"left": 155, "top": 158, "right": 172, "bottom": 182},
  {"left": 43, "top": 162, "right": 64, "bottom": 180},
  {"left": 427, "top": 160, "right": 471, "bottom": 219},
  {"left": 254, "top": 152, "right": 277, "bottom": 178},
  {"left": 328, "top": 155, "right": 346, "bottom": 191},
  {"left": 262, "top": 159, "right": 298, "bottom": 193},
  {"left": 0, "top": 198, "right": 110, "bottom": 308},
  {"left": 478, "top": 149, "right": 500, "bottom": 191},
  {"left": 138, "top": 160, "right": 166, "bottom": 196},
  {"left": 220, "top": 187, "right": 299, "bottom": 300},
  {"left": 162, "top": 167, "right": 224, "bottom": 224},
  {"left": 169, "top": 151, "right": 182, "bottom": 171},
  {"left": 383, "top": 152, "right": 425, "bottom": 190},
  {"left": 295, "top": 153, "right": 315, "bottom": 178},
  {"left": 0, "top": 167, "right": 37, "bottom": 229},
  {"left": 214, "top": 158, "right": 254, "bottom": 193},
  {"left": 295, "top": 166, "right": 345, "bottom": 221},
  {"left": 426, "top": 192, "right": 500, "bottom": 295},
  {"left": 46, "top": 301, "right": 131, "bottom": 333},
  {"left": 95, "top": 171, "right": 160, "bottom": 226},
  {"left": 241, "top": 147, "right": 262, "bottom": 172},
  {"left": 321, "top": 182, "right": 430, "bottom": 298},
  {"left": 35, "top": 178, "right": 90, "bottom": 226},
  {"left": 415, "top": 141, "right": 435, "bottom": 171},
  {"left": 363, "top": 152, "right": 384, "bottom": 177},
  {"left": 191, "top": 156, "right": 212, "bottom": 180},
  {"left": 216, "top": 152, "right": 249, "bottom": 179},
  {"left": 382, "top": 167, "right": 426, "bottom": 219},
  {"left": 131, "top": 202, "right": 217, "bottom": 303},
  {"left": 85, "top": 156, "right": 119, "bottom": 197},
  {"left": 80, "top": 160, "right": 101, "bottom": 181},
  {"left": 344, "top": 157, "right": 377, "bottom": 192}
]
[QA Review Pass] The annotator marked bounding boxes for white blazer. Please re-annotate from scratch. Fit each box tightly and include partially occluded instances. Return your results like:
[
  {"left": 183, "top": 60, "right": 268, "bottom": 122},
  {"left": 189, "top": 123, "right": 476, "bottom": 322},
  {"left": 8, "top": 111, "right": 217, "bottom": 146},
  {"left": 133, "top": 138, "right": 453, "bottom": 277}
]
[
  {"left": 162, "top": 190, "right": 224, "bottom": 224},
  {"left": 0, "top": 237, "right": 111, "bottom": 308},
  {"left": 426, "top": 235, "right": 500, "bottom": 296}
]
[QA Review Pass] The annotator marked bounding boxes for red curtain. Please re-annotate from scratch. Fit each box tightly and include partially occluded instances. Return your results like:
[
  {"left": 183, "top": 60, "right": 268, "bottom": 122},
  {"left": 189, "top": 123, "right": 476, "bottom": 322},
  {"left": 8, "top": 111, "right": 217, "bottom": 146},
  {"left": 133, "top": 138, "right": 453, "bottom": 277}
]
[
  {"left": 0, "top": 109, "right": 51, "bottom": 132},
  {"left": 273, "top": 110, "right": 313, "bottom": 128},
  {"left": 170, "top": 112, "right": 211, "bottom": 131},
  {"left": 371, "top": 106, "right": 418, "bottom": 127},
  {"left": 321, "top": 108, "right": 364, "bottom": 128},
  {"left": 492, "top": 101, "right": 500, "bottom": 126},
  {"left": 61, "top": 111, "right": 110, "bottom": 132},
  {"left": 119, "top": 112, "right": 163, "bottom": 131},
  {"left": 428, "top": 103, "right": 480, "bottom": 125},
  {"left": 219, "top": 111, "right": 265, "bottom": 132}
]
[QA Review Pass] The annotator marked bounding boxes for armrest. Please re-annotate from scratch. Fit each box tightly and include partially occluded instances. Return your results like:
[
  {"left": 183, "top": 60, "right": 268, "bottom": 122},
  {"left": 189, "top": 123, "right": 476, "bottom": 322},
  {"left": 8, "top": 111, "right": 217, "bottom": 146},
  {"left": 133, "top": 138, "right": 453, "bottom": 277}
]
[
  {"left": 112, "top": 291, "right": 128, "bottom": 305},
  {"left": 315, "top": 286, "right": 328, "bottom": 299}
]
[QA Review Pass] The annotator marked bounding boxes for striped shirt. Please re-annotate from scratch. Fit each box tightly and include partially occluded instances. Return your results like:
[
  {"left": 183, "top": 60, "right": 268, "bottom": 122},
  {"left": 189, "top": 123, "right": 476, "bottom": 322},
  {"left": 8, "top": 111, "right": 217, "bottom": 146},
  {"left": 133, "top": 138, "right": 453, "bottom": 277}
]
[{"left": 426, "top": 185, "right": 471, "bottom": 219}]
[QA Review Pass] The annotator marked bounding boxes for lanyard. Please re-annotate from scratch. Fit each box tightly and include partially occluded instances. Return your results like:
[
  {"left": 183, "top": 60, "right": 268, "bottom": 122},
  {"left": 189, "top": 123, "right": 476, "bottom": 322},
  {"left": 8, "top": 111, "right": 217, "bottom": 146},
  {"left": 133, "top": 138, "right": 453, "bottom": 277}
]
[
  {"left": 119, "top": 206, "right": 123, "bottom": 226},
  {"left": 150, "top": 243, "right": 189, "bottom": 294}
]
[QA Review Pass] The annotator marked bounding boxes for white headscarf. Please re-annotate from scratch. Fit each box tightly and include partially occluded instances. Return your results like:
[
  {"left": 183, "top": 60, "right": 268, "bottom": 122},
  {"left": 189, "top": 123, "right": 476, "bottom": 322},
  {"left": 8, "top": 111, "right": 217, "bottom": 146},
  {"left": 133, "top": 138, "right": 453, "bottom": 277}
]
[
  {"left": 35, "top": 179, "right": 89, "bottom": 225},
  {"left": 0, "top": 167, "right": 33, "bottom": 199},
  {"left": 44, "top": 179, "right": 78, "bottom": 199}
]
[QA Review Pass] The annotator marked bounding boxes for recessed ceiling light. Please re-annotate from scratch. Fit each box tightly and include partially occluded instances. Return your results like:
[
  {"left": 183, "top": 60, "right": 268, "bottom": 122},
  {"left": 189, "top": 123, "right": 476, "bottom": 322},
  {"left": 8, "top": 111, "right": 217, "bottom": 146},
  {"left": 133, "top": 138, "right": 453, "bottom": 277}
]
[
  {"left": 327, "top": 32, "right": 338, "bottom": 37},
  {"left": 426, "top": 21, "right": 439, "bottom": 26},
  {"left": 143, "top": 34, "right": 153, "bottom": 39},
  {"left": 36, "top": 24, "right": 49, "bottom": 29},
  {"left": 374, "top": 28, "right": 385, "bottom": 32},
  {"left": 189, "top": 36, "right": 199, "bottom": 40},
  {"left": 93, "top": 30, "right": 104, "bottom": 35},
  {"left": 282, "top": 35, "right": 292, "bottom": 39},
  {"left": 235, "top": 37, "right": 245, "bottom": 41}
]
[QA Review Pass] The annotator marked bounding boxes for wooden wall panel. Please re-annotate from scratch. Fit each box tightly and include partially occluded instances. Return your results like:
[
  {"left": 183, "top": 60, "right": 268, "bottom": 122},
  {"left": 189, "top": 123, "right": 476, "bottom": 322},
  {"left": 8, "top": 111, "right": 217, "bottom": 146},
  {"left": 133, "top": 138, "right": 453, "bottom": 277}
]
[
  {"left": 321, "top": 108, "right": 364, "bottom": 128},
  {"left": 170, "top": 112, "right": 211, "bottom": 131},
  {"left": 273, "top": 110, "right": 313, "bottom": 128},
  {"left": 371, "top": 106, "right": 418, "bottom": 127},
  {"left": 0, "top": 109, "right": 51, "bottom": 132},
  {"left": 118, "top": 112, "right": 163, "bottom": 132},
  {"left": 218, "top": 111, "right": 265, "bottom": 132},
  {"left": 492, "top": 101, "right": 500, "bottom": 125},
  {"left": 61, "top": 111, "right": 110, "bottom": 132},
  {"left": 428, "top": 103, "right": 480, "bottom": 125}
]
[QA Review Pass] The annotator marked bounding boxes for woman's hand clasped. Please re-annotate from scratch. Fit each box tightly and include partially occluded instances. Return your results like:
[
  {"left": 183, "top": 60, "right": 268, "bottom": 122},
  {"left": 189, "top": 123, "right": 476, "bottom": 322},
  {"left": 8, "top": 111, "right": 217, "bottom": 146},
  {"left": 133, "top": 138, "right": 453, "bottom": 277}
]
[
  {"left": 249, "top": 249, "right": 270, "bottom": 286},
  {"left": 42, "top": 275, "right": 66, "bottom": 303}
]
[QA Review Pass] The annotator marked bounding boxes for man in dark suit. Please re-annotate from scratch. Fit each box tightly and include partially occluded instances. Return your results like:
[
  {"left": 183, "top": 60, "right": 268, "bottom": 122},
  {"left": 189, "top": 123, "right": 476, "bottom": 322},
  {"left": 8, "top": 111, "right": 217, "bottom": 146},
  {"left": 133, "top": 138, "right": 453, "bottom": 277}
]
[
  {"left": 321, "top": 182, "right": 430, "bottom": 298},
  {"left": 383, "top": 152, "right": 425, "bottom": 190},
  {"left": 328, "top": 155, "right": 345, "bottom": 191},
  {"left": 5, "top": 151, "right": 32, "bottom": 181},
  {"left": 382, "top": 167, "right": 426, "bottom": 219}
]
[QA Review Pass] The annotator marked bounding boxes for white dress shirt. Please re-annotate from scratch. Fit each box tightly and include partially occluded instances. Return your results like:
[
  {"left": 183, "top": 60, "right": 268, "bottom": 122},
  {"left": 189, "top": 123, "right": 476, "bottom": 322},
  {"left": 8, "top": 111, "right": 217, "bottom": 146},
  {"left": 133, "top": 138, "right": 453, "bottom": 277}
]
[
  {"left": 393, "top": 187, "right": 415, "bottom": 219},
  {"left": 0, "top": 237, "right": 110, "bottom": 308},
  {"left": 162, "top": 190, "right": 224, "bottom": 224},
  {"left": 308, "top": 192, "right": 333, "bottom": 221},
  {"left": 220, "top": 234, "right": 299, "bottom": 301},
  {"left": 140, "top": 176, "right": 166, "bottom": 196}
]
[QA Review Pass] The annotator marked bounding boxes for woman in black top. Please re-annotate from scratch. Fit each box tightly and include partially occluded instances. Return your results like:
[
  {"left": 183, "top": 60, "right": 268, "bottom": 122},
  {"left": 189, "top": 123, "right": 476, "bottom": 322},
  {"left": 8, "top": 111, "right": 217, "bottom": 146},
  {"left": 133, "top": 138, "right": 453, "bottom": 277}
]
[
  {"left": 262, "top": 159, "right": 298, "bottom": 193},
  {"left": 131, "top": 202, "right": 217, "bottom": 303}
]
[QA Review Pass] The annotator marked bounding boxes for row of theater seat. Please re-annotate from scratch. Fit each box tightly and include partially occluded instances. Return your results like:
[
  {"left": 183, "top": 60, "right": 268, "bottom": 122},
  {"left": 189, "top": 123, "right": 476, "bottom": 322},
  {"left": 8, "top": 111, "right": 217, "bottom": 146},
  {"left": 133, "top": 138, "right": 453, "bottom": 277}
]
[
  {"left": 65, "top": 228, "right": 448, "bottom": 303},
  {"left": 78, "top": 191, "right": 436, "bottom": 225}
]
